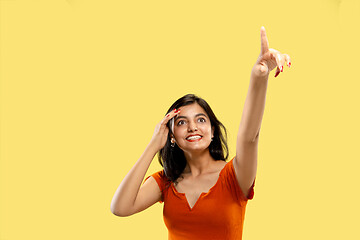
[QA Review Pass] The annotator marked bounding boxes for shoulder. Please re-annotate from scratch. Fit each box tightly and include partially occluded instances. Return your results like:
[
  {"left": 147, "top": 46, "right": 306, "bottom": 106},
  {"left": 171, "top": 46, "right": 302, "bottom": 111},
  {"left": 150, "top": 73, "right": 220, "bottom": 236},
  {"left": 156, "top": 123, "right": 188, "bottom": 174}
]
[
  {"left": 144, "top": 169, "right": 172, "bottom": 191},
  {"left": 226, "top": 156, "right": 256, "bottom": 201},
  {"left": 220, "top": 158, "right": 233, "bottom": 172},
  {"left": 219, "top": 157, "right": 238, "bottom": 183},
  {"left": 149, "top": 169, "right": 168, "bottom": 182}
]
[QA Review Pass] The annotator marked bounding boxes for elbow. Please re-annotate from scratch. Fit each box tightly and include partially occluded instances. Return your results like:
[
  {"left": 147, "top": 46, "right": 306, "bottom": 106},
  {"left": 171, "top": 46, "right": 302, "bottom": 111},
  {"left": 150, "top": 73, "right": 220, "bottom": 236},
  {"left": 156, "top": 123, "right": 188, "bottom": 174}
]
[
  {"left": 251, "top": 131, "right": 260, "bottom": 143},
  {"left": 111, "top": 209, "right": 128, "bottom": 217},
  {"left": 238, "top": 132, "right": 259, "bottom": 144},
  {"left": 110, "top": 205, "right": 133, "bottom": 217},
  {"left": 112, "top": 212, "right": 130, "bottom": 217},
  {"left": 111, "top": 196, "right": 135, "bottom": 217},
  {"left": 238, "top": 126, "right": 261, "bottom": 143}
]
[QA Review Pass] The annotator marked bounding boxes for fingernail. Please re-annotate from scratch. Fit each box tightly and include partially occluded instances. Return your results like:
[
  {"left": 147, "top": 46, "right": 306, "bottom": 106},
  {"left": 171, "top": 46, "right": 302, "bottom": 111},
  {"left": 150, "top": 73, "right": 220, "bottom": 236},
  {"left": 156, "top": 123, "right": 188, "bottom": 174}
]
[
  {"left": 166, "top": 114, "right": 170, "bottom": 117},
  {"left": 174, "top": 109, "right": 180, "bottom": 113},
  {"left": 288, "top": 62, "right": 291, "bottom": 68},
  {"left": 275, "top": 71, "right": 280, "bottom": 78},
  {"left": 280, "top": 66, "right": 283, "bottom": 72}
]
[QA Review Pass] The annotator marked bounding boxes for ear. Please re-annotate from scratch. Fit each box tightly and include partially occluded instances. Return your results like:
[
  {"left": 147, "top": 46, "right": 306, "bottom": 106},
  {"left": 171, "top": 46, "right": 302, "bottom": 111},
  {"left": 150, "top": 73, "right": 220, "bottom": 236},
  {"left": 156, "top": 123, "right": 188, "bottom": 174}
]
[{"left": 211, "top": 126, "right": 214, "bottom": 138}]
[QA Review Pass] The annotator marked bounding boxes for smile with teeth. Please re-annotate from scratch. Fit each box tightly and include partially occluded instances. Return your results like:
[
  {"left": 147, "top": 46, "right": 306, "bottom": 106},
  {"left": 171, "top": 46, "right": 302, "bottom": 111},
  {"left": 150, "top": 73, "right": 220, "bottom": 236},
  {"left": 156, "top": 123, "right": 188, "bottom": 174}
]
[{"left": 186, "top": 135, "right": 202, "bottom": 141}]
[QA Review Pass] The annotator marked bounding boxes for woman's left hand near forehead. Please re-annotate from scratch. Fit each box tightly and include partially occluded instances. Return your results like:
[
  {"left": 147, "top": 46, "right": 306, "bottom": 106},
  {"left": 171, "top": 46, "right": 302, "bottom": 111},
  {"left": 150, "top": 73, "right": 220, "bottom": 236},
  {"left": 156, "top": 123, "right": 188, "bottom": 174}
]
[{"left": 253, "top": 26, "right": 291, "bottom": 78}]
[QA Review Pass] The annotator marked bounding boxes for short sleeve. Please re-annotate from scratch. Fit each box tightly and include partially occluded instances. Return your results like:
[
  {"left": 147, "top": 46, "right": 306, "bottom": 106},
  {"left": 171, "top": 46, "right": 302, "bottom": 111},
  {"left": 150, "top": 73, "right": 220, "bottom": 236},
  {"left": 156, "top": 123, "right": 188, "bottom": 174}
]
[
  {"left": 143, "top": 170, "right": 168, "bottom": 203},
  {"left": 222, "top": 157, "right": 255, "bottom": 202}
]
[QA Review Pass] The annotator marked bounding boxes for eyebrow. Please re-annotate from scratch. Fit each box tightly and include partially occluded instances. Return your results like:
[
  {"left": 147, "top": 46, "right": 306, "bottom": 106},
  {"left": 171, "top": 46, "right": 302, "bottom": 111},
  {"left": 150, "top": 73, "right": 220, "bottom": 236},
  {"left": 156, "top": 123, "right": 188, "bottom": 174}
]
[{"left": 175, "top": 113, "right": 207, "bottom": 121}]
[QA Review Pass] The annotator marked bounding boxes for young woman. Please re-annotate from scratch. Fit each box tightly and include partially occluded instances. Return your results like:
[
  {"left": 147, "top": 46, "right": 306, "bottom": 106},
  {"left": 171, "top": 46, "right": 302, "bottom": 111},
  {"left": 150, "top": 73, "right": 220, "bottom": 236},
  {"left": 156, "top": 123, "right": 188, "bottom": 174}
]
[{"left": 111, "top": 27, "right": 291, "bottom": 239}]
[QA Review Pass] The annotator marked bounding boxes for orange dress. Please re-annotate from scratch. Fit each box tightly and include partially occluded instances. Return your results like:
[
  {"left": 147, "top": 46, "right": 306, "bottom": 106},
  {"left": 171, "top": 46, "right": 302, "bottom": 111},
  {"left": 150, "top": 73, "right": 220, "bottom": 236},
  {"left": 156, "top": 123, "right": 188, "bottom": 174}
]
[{"left": 143, "top": 156, "right": 255, "bottom": 240}]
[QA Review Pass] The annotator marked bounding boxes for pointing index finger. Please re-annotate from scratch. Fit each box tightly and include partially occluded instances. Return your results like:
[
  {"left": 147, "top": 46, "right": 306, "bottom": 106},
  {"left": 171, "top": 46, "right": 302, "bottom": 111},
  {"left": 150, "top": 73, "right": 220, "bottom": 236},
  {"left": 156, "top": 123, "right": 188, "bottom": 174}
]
[{"left": 260, "top": 26, "right": 269, "bottom": 55}]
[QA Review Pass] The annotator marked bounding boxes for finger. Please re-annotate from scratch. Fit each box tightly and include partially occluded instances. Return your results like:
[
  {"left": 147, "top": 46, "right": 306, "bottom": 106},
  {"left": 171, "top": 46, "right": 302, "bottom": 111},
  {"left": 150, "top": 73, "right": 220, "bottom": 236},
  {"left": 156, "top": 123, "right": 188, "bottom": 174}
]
[
  {"left": 269, "top": 49, "right": 282, "bottom": 71},
  {"left": 161, "top": 108, "right": 181, "bottom": 126},
  {"left": 278, "top": 53, "right": 286, "bottom": 72},
  {"left": 274, "top": 67, "right": 280, "bottom": 78},
  {"left": 160, "top": 110, "right": 174, "bottom": 126},
  {"left": 168, "top": 108, "right": 181, "bottom": 134},
  {"left": 260, "top": 26, "right": 269, "bottom": 55},
  {"left": 284, "top": 54, "right": 291, "bottom": 68}
]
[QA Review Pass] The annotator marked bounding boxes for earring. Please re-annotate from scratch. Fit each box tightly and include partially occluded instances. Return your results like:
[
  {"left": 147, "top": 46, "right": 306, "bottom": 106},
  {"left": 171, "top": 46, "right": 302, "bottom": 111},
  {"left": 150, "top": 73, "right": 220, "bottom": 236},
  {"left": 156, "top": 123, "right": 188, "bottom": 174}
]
[{"left": 171, "top": 138, "right": 175, "bottom": 147}]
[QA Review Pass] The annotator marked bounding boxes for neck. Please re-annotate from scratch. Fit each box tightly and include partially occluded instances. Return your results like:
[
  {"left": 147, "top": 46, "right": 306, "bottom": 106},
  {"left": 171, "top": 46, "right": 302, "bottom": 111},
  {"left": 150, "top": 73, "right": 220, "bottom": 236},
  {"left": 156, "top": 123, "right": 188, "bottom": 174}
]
[{"left": 183, "top": 149, "right": 215, "bottom": 177}]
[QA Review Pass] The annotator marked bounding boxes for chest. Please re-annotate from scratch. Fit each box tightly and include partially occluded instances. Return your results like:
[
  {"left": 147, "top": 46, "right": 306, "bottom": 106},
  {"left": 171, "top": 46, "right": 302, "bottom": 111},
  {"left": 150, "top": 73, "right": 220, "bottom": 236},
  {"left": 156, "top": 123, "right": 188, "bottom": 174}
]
[
  {"left": 163, "top": 175, "right": 246, "bottom": 236},
  {"left": 173, "top": 172, "right": 221, "bottom": 209}
]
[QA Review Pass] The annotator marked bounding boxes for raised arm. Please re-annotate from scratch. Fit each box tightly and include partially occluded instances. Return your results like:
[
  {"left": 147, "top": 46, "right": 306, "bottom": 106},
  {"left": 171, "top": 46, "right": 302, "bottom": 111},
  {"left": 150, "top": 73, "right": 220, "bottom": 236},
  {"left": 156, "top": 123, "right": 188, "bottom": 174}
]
[{"left": 233, "top": 27, "right": 291, "bottom": 198}]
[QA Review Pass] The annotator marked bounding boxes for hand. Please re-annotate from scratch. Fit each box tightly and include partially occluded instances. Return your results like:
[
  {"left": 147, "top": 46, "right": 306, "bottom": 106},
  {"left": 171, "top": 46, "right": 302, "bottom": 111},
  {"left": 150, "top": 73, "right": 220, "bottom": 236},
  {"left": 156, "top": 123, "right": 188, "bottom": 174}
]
[
  {"left": 253, "top": 26, "right": 291, "bottom": 78},
  {"left": 148, "top": 108, "right": 181, "bottom": 152}
]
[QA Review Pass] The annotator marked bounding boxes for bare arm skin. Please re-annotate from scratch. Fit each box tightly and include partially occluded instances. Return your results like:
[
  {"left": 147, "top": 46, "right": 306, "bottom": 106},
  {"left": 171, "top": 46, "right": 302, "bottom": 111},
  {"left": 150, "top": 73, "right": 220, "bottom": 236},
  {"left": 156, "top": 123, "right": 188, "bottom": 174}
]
[
  {"left": 110, "top": 144, "right": 160, "bottom": 217},
  {"left": 110, "top": 108, "right": 181, "bottom": 217},
  {"left": 234, "top": 27, "right": 291, "bottom": 198},
  {"left": 234, "top": 68, "right": 267, "bottom": 198}
]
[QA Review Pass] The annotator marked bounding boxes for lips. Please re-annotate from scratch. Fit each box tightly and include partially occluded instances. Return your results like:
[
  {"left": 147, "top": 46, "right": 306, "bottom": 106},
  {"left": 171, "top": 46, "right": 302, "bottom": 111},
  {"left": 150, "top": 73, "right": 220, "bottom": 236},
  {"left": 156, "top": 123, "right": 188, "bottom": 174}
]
[{"left": 186, "top": 134, "right": 203, "bottom": 141}]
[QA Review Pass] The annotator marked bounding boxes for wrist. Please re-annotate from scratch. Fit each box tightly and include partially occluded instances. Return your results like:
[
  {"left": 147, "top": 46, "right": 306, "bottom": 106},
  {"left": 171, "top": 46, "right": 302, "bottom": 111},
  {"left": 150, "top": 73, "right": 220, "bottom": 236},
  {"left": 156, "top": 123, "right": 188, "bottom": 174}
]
[
  {"left": 146, "top": 142, "right": 161, "bottom": 156},
  {"left": 252, "top": 64, "right": 269, "bottom": 78},
  {"left": 250, "top": 66, "right": 269, "bottom": 86}
]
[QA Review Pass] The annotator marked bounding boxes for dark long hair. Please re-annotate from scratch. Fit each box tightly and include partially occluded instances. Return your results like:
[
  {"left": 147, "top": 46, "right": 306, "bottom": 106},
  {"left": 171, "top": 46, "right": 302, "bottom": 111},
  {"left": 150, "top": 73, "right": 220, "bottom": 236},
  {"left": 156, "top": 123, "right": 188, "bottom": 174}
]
[{"left": 158, "top": 94, "right": 229, "bottom": 186}]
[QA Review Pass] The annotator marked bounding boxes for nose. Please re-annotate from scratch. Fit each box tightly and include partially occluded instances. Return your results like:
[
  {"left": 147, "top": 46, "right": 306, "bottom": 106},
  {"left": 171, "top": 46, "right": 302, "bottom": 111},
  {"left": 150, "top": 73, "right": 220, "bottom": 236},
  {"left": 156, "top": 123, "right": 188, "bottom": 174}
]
[{"left": 187, "top": 121, "right": 198, "bottom": 132}]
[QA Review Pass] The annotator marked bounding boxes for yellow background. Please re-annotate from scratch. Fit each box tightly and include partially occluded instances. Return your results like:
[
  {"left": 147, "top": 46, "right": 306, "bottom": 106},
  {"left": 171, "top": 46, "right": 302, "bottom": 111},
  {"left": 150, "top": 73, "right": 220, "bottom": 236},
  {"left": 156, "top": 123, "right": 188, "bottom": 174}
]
[{"left": 1, "top": 0, "right": 359, "bottom": 239}]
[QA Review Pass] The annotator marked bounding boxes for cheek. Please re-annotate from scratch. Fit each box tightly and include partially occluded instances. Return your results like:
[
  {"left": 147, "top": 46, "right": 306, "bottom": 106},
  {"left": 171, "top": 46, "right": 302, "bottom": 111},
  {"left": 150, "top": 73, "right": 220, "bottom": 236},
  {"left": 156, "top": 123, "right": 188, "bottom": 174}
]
[
  {"left": 200, "top": 125, "right": 212, "bottom": 135},
  {"left": 173, "top": 127, "right": 185, "bottom": 138}
]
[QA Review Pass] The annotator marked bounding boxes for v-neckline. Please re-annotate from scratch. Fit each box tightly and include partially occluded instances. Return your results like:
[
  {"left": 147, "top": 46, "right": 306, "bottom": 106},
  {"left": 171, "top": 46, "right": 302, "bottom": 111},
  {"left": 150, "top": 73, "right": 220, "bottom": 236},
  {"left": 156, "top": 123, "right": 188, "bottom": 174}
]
[{"left": 171, "top": 161, "right": 228, "bottom": 211}]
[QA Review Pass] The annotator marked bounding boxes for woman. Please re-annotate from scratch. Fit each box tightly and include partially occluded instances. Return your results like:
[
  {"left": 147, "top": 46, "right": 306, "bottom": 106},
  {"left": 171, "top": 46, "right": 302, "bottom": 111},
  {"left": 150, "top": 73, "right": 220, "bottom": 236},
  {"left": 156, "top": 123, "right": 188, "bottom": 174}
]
[{"left": 111, "top": 26, "right": 291, "bottom": 239}]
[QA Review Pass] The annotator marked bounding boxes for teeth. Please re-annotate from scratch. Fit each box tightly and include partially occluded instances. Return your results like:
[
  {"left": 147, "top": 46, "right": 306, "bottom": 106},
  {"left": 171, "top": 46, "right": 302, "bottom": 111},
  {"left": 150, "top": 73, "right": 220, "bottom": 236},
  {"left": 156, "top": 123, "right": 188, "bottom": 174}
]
[{"left": 187, "top": 136, "right": 202, "bottom": 140}]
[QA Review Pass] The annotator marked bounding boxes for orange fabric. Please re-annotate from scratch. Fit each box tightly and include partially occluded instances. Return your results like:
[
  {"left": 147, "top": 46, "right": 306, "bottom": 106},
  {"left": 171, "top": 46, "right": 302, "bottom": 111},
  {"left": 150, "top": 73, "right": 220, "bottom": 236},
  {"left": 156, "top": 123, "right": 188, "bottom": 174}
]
[{"left": 143, "top": 156, "right": 255, "bottom": 240}]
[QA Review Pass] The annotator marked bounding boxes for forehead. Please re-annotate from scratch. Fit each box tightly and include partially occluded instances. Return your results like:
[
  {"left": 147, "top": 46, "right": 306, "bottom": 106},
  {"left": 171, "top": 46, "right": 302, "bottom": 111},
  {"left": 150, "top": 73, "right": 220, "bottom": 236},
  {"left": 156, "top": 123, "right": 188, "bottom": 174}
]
[{"left": 174, "top": 103, "right": 208, "bottom": 120}]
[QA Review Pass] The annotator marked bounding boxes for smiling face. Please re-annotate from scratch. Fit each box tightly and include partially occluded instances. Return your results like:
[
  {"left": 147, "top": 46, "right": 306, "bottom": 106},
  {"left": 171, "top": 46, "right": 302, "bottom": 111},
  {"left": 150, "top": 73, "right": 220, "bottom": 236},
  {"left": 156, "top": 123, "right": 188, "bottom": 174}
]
[{"left": 172, "top": 103, "right": 214, "bottom": 154}]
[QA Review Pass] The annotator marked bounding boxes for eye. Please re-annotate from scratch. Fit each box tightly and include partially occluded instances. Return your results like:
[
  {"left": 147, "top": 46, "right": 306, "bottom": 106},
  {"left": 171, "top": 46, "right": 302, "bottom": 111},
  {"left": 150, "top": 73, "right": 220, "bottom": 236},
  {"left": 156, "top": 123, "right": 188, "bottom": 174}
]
[
  {"left": 198, "top": 117, "right": 206, "bottom": 123},
  {"left": 177, "top": 120, "right": 186, "bottom": 126}
]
